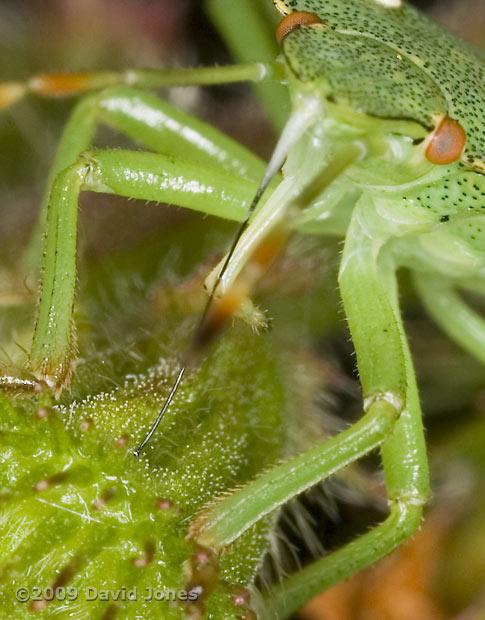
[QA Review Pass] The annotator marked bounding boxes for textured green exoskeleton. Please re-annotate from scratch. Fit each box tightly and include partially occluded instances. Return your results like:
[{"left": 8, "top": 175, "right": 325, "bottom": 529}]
[{"left": 1, "top": 0, "right": 485, "bottom": 618}]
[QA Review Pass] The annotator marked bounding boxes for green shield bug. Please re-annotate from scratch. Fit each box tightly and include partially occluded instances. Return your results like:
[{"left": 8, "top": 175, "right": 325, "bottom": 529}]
[{"left": 1, "top": 0, "right": 485, "bottom": 618}]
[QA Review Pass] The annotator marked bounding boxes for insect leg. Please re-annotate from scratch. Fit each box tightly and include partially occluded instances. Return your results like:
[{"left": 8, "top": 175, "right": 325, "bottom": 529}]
[
  {"left": 24, "top": 86, "right": 270, "bottom": 273},
  {"left": 191, "top": 396, "right": 399, "bottom": 547},
  {"left": 189, "top": 197, "right": 430, "bottom": 618},
  {"left": 0, "top": 62, "right": 281, "bottom": 112},
  {"left": 414, "top": 272, "right": 485, "bottom": 365},
  {"left": 18, "top": 78, "right": 275, "bottom": 393},
  {"left": 190, "top": 195, "right": 413, "bottom": 543},
  {"left": 268, "top": 199, "right": 430, "bottom": 617},
  {"left": 23, "top": 94, "right": 99, "bottom": 273},
  {"left": 29, "top": 147, "right": 261, "bottom": 392}
]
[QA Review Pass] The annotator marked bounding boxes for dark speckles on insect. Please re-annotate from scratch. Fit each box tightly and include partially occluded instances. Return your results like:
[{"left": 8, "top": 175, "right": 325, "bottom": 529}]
[
  {"left": 281, "top": 0, "right": 485, "bottom": 171},
  {"left": 401, "top": 172, "right": 485, "bottom": 218}
]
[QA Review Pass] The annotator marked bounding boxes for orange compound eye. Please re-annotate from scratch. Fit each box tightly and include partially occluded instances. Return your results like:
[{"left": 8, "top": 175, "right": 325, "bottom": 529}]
[
  {"left": 425, "top": 115, "right": 467, "bottom": 165},
  {"left": 276, "top": 11, "right": 326, "bottom": 45}
]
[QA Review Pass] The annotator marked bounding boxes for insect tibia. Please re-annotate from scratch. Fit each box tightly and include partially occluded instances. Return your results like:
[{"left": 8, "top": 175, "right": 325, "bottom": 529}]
[
  {"left": 0, "top": 74, "right": 118, "bottom": 110},
  {"left": 0, "top": 63, "right": 278, "bottom": 114}
]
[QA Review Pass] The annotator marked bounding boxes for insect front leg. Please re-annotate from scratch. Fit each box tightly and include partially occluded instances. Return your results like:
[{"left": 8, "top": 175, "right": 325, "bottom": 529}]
[
  {"left": 0, "top": 57, "right": 280, "bottom": 272},
  {"left": 16, "top": 84, "right": 273, "bottom": 393},
  {"left": 22, "top": 80, "right": 272, "bottom": 274}
]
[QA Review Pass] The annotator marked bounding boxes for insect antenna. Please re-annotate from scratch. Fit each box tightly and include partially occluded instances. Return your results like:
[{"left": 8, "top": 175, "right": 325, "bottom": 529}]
[
  {"left": 133, "top": 366, "right": 185, "bottom": 457},
  {"left": 134, "top": 96, "right": 323, "bottom": 456}
]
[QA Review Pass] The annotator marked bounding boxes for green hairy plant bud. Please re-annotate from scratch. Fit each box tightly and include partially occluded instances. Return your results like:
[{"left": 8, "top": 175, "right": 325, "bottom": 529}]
[{"left": 0, "top": 322, "right": 293, "bottom": 619}]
